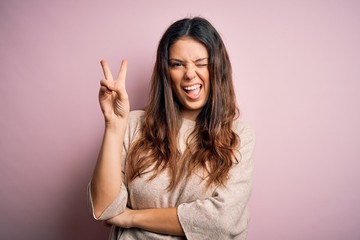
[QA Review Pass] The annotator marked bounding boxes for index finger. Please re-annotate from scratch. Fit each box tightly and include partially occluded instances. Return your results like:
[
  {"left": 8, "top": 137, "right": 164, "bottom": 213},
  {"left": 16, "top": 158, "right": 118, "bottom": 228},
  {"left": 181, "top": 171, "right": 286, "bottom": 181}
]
[{"left": 100, "top": 59, "right": 113, "bottom": 81}]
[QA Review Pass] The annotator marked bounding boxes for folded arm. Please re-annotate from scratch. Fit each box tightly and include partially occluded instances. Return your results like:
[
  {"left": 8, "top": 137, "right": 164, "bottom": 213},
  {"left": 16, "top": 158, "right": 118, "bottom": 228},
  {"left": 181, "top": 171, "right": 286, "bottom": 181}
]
[{"left": 106, "top": 208, "right": 185, "bottom": 236}]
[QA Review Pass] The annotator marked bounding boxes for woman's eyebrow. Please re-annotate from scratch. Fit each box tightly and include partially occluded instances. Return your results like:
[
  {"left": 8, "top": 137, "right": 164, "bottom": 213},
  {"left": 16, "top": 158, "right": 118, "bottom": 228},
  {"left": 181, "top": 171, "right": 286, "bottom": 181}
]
[
  {"left": 168, "top": 57, "right": 208, "bottom": 62},
  {"left": 169, "top": 58, "right": 183, "bottom": 62}
]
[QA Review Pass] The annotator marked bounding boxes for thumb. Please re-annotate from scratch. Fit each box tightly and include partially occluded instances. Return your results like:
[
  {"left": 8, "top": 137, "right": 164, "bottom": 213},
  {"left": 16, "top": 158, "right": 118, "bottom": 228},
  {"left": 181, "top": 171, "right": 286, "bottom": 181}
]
[{"left": 100, "top": 79, "right": 116, "bottom": 92}]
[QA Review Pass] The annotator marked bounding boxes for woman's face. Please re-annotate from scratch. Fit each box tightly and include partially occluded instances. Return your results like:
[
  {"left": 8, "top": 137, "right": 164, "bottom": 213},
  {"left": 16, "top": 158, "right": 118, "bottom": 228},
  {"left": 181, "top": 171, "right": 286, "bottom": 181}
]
[{"left": 168, "top": 37, "right": 210, "bottom": 120}]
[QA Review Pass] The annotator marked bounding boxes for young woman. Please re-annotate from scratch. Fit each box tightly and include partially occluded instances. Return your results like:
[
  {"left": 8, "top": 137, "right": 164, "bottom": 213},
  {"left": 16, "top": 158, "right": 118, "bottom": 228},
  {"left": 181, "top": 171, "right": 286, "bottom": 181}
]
[{"left": 88, "top": 17, "right": 255, "bottom": 239}]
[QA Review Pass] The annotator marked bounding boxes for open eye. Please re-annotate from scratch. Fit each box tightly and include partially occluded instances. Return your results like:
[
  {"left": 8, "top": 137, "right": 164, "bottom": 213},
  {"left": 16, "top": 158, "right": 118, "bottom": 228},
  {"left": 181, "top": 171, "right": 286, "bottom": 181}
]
[{"left": 169, "top": 61, "right": 184, "bottom": 68}]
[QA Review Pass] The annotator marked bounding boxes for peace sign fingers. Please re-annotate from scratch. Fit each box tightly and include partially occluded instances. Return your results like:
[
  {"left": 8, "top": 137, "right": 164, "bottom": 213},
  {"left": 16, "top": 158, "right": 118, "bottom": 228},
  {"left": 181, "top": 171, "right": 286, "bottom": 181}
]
[{"left": 98, "top": 59, "right": 130, "bottom": 122}]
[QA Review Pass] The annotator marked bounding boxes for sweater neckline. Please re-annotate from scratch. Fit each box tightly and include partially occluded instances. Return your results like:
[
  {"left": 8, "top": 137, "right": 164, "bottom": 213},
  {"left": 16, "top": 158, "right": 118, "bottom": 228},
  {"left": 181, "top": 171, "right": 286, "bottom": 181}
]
[{"left": 182, "top": 118, "right": 196, "bottom": 128}]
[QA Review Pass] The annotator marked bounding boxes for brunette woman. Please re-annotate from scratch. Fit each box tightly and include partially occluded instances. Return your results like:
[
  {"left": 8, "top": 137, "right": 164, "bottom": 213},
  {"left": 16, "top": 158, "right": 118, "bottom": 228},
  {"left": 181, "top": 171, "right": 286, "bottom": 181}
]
[{"left": 88, "top": 17, "right": 255, "bottom": 239}]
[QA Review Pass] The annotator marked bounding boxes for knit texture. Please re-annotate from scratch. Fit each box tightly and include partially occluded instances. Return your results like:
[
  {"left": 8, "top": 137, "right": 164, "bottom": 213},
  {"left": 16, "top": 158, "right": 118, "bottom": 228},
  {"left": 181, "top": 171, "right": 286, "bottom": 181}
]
[{"left": 88, "top": 110, "right": 255, "bottom": 239}]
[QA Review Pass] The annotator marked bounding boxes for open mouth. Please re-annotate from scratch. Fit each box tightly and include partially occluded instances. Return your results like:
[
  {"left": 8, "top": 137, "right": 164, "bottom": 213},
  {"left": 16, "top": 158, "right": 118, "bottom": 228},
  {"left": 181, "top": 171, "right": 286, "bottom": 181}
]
[{"left": 183, "top": 84, "right": 202, "bottom": 99}]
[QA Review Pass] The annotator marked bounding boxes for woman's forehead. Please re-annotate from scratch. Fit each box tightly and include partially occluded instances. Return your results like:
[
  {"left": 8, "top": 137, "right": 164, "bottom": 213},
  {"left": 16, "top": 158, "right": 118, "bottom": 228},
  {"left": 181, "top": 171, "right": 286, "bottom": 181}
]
[{"left": 169, "top": 38, "right": 208, "bottom": 60}]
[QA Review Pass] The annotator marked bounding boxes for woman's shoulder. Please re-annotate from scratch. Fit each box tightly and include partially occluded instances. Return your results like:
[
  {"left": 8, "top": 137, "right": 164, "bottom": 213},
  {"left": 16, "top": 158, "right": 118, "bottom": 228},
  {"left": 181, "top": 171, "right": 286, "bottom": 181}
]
[
  {"left": 126, "top": 110, "right": 145, "bottom": 134},
  {"left": 232, "top": 119, "right": 256, "bottom": 166},
  {"left": 128, "top": 110, "right": 145, "bottom": 122},
  {"left": 232, "top": 118, "right": 256, "bottom": 144}
]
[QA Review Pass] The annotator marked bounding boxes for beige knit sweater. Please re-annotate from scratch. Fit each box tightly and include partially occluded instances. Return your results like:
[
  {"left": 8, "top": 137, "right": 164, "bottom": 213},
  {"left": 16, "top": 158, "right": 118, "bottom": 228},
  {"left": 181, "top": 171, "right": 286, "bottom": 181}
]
[{"left": 88, "top": 110, "right": 255, "bottom": 240}]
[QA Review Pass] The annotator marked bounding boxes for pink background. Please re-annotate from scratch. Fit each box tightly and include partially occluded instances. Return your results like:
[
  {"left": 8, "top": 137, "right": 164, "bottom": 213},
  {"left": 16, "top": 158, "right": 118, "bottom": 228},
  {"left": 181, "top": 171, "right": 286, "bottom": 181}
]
[{"left": 1, "top": 0, "right": 359, "bottom": 239}]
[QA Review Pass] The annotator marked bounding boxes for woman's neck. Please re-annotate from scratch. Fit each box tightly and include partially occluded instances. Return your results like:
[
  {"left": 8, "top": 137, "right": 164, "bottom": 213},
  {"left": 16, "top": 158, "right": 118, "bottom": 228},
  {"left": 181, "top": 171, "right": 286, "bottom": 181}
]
[{"left": 181, "top": 109, "right": 201, "bottom": 121}]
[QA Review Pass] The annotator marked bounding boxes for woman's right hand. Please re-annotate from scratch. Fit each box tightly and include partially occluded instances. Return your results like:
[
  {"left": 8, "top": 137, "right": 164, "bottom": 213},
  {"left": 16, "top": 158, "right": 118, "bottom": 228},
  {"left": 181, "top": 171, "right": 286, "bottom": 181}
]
[{"left": 99, "top": 59, "right": 130, "bottom": 124}]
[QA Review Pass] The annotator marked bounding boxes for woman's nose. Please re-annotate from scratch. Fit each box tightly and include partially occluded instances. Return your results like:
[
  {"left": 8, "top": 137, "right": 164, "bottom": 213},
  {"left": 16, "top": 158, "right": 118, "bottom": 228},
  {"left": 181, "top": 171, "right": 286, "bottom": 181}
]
[{"left": 185, "top": 67, "right": 196, "bottom": 80}]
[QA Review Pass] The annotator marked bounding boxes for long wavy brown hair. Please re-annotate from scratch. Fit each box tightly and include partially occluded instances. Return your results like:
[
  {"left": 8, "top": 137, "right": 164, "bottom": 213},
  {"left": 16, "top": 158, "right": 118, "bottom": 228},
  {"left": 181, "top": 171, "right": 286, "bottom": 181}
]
[{"left": 126, "top": 17, "right": 240, "bottom": 190}]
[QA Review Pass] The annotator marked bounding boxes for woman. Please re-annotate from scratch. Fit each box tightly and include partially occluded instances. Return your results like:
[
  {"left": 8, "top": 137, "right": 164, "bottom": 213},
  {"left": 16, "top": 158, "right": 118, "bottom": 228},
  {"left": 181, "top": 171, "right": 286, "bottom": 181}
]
[{"left": 88, "top": 17, "right": 255, "bottom": 239}]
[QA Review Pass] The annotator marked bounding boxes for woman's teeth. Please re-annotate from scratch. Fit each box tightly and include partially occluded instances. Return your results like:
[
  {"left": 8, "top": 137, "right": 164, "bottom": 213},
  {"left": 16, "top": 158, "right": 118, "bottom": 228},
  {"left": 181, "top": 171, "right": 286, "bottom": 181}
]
[{"left": 184, "top": 84, "right": 201, "bottom": 91}]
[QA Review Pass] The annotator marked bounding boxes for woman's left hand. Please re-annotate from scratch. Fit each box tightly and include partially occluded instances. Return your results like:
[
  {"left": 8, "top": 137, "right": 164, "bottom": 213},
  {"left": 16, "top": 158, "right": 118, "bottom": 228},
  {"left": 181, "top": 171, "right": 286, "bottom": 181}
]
[{"left": 105, "top": 208, "right": 134, "bottom": 228}]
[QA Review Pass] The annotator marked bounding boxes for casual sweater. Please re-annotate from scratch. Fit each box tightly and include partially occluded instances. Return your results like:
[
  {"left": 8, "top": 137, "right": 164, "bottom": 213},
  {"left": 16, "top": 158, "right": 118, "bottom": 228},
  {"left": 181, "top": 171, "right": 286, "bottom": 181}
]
[{"left": 88, "top": 110, "right": 256, "bottom": 240}]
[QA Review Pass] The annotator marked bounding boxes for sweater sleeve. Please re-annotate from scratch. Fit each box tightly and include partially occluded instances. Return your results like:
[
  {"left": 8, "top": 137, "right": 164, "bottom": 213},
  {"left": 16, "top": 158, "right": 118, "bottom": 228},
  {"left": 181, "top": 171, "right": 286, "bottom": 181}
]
[
  {"left": 87, "top": 181, "right": 128, "bottom": 220},
  {"left": 87, "top": 110, "right": 144, "bottom": 220},
  {"left": 177, "top": 122, "right": 255, "bottom": 240}
]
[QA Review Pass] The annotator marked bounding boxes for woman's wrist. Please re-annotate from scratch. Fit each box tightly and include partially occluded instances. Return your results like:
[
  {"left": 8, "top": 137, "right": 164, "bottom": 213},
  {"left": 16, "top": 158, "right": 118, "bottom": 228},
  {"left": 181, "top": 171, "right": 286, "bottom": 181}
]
[
  {"left": 104, "top": 117, "right": 128, "bottom": 131},
  {"left": 128, "top": 208, "right": 185, "bottom": 236},
  {"left": 130, "top": 209, "right": 139, "bottom": 228},
  {"left": 123, "top": 208, "right": 136, "bottom": 229}
]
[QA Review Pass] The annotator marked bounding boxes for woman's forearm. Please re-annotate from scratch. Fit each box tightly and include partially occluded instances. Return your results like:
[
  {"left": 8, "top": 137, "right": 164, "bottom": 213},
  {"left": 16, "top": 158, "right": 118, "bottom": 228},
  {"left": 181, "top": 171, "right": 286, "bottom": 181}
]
[
  {"left": 90, "top": 120, "right": 127, "bottom": 218},
  {"left": 132, "top": 208, "right": 185, "bottom": 236}
]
